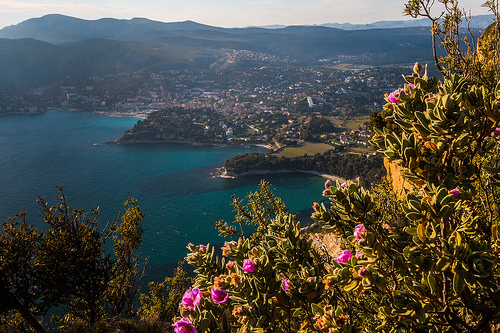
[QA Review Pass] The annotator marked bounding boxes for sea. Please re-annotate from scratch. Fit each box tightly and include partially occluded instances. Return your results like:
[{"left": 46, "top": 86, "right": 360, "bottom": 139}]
[{"left": 0, "top": 110, "right": 327, "bottom": 281}]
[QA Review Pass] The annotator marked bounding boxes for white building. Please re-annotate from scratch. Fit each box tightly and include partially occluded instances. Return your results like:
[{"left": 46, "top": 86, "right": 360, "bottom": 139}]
[{"left": 307, "top": 96, "right": 315, "bottom": 108}]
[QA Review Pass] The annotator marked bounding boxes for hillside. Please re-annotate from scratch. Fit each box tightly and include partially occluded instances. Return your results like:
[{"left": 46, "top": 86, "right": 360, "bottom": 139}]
[
  {"left": 0, "top": 14, "right": 491, "bottom": 91},
  {"left": 0, "top": 14, "right": 223, "bottom": 43},
  {"left": 0, "top": 15, "right": 443, "bottom": 91}
]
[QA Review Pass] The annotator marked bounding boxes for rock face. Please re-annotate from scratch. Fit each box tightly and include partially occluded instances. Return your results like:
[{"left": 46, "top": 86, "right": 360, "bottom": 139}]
[
  {"left": 383, "top": 158, "right": 412, "bottom": 197},
  {"left": 477, "top": 22, "right": 500, "bottom": 87}
]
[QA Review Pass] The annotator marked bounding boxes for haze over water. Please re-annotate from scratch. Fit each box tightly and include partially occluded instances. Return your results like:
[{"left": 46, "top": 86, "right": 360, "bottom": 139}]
[{"left": 0, "top": 110, "right": 326, "bottom": 279}]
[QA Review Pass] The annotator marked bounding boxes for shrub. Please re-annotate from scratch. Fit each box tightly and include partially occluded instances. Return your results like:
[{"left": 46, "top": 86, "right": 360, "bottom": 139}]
[{"left": 175, "top": 64, "right": 500, "bottom": 332}]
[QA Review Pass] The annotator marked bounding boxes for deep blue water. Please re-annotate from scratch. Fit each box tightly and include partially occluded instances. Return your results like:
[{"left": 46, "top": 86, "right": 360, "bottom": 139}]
[{"left": 0, "top": 111, "right": 326, "bottom": 280}]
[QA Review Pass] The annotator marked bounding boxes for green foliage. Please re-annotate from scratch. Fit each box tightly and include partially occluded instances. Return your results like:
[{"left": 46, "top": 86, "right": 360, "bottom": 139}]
[
  {"left": 223, "top": 151, "right": 385, "bottom": 188},
  {"left": 106, "top": 197, "right": 146, "bottom": 318},
  {"left": 37, "top": 191, "right": 113, "bottom": 326},
  {"left": 216, "top": 180, "right": 288, "bottom": 240},
  {"left": 300, "top": 116, "right": 337, "bottom": 142},
  {"left": 178, "top": 182, "right": 383, "bottom": 332},
  {"left": 328, "top": 66, "right": 500, "bottom": 330},
  {"left": 138, "top": 261, "right": 191, "bottom": 324},
  {"left": 404, "top": 0, "right": 500, "bottom": 88},
  {"left": 177, "top": 64, "right": 500, "bottom": 331},
  {"left": 0, "top": 213, "right": 46, "bottom": 333},
  {"left": 0, "top": 188, "right": 146, "bottom": 332},
  {"left": 186, "top": 213, "right": 334, "bottom": 332}
]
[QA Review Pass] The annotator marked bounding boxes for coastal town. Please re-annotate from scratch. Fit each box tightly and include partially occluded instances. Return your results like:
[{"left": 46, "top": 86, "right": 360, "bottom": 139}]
[{"left": 1, "top": 54, "right": 417, "bottom": 150}]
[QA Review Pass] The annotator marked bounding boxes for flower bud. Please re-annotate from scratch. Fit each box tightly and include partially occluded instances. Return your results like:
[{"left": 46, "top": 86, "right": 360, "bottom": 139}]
[
  {"left": 353, "top": 224, "right": 366, "bottom": 239},
  {"left": 450, "top": 188, "right": 460, "bottom": 199},
  {"left": 358, "top": 267, "right": 369, "bottom": 277},
  {"left": 413, "top": 62, "right": 423, "bottom": 74},
  {"left": 226, "top": 261, "right": 236, "bottom": 273}
]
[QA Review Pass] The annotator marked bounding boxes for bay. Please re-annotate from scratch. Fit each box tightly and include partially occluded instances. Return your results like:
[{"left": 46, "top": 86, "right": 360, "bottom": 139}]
[{"left": 0, "top": 110, "right": 326, "bottom": 280}]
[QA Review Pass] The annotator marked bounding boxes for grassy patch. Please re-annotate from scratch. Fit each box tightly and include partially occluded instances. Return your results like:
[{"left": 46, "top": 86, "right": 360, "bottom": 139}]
[
  {"left": 327, "top": 115, "right": 370, "bottom": 131},
  {"left": 330, "top": 64, "right": 371, "bottom": 71},
  {"left": 274, "top": 142, "right": 334, "bottom": 158},
  {"left": 344, "top": 116, "right": 370, "bottom": 131}
]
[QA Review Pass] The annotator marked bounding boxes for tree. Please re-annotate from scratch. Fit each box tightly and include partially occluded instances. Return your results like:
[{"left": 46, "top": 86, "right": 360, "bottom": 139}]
[
  {"left": 0, "top": 214, "right": 46, "bottom": 333},
  {"left": 0, "top": 188, "right": 146, "bottom": 331},
  {"left": 404, "top": 0, "right": 500, "bottom": 88},
  {"left": 138, "top": 261, "right": 191, "bottom": 325},
  {"left": 105, "top": 197, "right": 146, "bottom": 319},
  {"left": 36, "top": 191, "right": 113, "bottom": 326}
]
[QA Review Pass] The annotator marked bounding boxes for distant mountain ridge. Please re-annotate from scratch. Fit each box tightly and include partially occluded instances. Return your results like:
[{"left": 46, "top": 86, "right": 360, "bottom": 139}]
[
  {"left": 319, "top": 14, "right": 495, "bottom": 30},
  {"left": 259, "top": 15, "right": 494, "bottom": 30},
  {"left": 0, "top": 14, "right": 224, "bottom": 44},
  {"left": 0, "top": 14, "right": 494, "bottom": 43},
  {"left": 0, "top": 14, "right": 489, "bottom": 91}
]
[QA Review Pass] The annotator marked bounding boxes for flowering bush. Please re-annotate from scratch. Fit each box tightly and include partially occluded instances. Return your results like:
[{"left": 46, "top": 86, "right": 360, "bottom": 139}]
[
  {"left": 340, "top": 64, "right": 500, "bottom": 330},
  {"left": 173, "top": 63, "right": 500, "bottom": 332}
]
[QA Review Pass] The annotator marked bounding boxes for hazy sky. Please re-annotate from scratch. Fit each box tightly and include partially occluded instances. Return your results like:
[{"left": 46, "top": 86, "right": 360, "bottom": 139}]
[{"left": 0, "top": 0, "right": 491, "bottom": 29}]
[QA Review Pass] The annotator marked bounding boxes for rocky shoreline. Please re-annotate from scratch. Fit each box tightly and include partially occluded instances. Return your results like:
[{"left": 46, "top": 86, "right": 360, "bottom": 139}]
[{"left": 109, "top": 137, "right": 274, "bottom": 150}]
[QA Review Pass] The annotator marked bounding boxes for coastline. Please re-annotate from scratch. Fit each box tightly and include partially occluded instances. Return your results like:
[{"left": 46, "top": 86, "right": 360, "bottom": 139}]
[
  {"left": 219, "top": 168, "right": 347, "bottom": 183},
  {"left": 0, "top": 110, "right": 46, "bottom": 117},
  {"left": 109, "top": 138, "right": 274, "bottom": 150},
  {"left": 94, "top": 111, "right": 149, "bottom": 119}
]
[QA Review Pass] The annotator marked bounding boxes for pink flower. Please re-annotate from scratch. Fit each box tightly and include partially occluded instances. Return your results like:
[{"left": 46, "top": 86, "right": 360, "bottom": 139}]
[
  {"left": 181, "top": 288, "right": 202, "bottom": 311},
  {"left": 325, "top": 180, "right": 332, "bottom": 189},
  {"left": 355, "top": 251, "right": 363, "bottom": 259},
  {"left": 199, "top": 245, "right": 206, "bottom": 253},
  {"left": 281, "top": 278, "right": 290, "bottom": 291},
  {"left": 388, "top": 84, "right": 414, "bottom": 103},
  {"left": 172, "top": 317, "right": 197, "bottom": 333},
  {"left": 242, "top": 259, "right": 255, "bottom": 273},
  {"left": 211, "top": 288, "right": 229, "bottom": 304},
  {"left": 450, "top": 188, "right": 460, "bottom": 199},
  {"left": 336, "top": 250, "right": 353, "bottom": 264},
  {"left": 388, "top": 89, "right": 401, "bottom": 103},
  {"left": 353, "top": 224, "right": 366, "bottom": 239},
  {"left": 341, "top": 182, "right": 347, "bottom": 188},
  {"left": 494, "top": 127, "right": 500, "bottom": 137}
]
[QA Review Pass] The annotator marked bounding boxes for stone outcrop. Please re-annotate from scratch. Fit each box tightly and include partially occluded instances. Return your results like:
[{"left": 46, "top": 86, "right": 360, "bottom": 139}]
[{"left": 383, "top": 158, "right": 413, "bottom": 197}]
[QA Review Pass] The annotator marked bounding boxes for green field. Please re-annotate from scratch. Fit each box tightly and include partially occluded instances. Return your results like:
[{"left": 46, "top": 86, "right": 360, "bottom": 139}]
[
  {"left": 329, "top": 115, "right": 370, "bottom": 131},
  {"left": 274, "top": 142, "right": 335, "bottom": 158},
  {"left": 330, "top": 64, "right": 371, "bottom": 71}
]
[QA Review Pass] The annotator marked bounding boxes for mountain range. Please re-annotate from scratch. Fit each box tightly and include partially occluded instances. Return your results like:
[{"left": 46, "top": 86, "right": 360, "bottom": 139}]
[{"left": 0, "top": 14, "right": 493, "bottom": 91}]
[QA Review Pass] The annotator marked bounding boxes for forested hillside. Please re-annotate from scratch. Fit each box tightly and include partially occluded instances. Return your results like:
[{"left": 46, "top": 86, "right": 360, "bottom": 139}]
[
  {"left": 223, "top": 151, "right": 385, "bottom": 186},
  {"left": 0, "top": 15, "right": 442, "bottom": 90}
]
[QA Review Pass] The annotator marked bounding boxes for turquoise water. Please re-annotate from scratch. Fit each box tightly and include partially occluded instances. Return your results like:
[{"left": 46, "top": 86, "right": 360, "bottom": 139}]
[{"left": 0, "top": 111, "right": 326, "bottom": 279}]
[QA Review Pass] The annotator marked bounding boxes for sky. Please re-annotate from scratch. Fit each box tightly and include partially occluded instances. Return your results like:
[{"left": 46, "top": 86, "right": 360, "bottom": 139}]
[{"left": 0, "top": 0, "right": 492, "bottom": 29}]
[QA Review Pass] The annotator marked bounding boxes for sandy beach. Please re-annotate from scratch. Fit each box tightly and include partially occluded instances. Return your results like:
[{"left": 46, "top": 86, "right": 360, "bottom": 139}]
[{"left": 219, "top": 168, "right": 347, "bottom": 183}]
